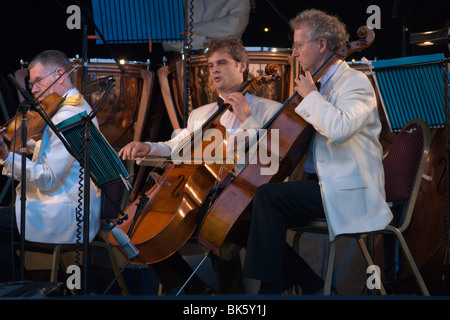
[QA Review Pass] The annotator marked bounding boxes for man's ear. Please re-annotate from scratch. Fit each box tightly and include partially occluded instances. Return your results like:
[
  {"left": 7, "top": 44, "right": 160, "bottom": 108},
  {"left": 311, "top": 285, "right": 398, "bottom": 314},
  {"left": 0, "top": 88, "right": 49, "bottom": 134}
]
[
  {"left": 239, "top": 61, "right": 247, "bottom": 73},
  {"left": 56, "top": 68, "right": 65, "bottom": 84},
  {"left": 318, "top": 38, "right": 328, "bottom": 54}
]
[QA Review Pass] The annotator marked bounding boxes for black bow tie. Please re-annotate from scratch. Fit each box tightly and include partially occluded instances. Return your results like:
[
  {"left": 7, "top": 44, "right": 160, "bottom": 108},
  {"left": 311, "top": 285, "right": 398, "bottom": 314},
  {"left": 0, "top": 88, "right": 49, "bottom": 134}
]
[
  {"left": 315, "top": 81, "right": 321, "bottom": 91},
  {"left": 217, "top": 97, "right": 225, "bottom": 107}
]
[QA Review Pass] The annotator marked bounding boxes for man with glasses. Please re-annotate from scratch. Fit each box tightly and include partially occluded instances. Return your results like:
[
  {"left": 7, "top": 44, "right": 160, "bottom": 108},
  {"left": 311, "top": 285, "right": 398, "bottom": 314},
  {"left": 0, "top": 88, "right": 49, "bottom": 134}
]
[
  {"left": 28, "top": 69, "right": 57, "bottom": 93},
  {"left": 0, "top": 50, "right": 101, "bottom": 282},
  {"left": 243, "top": 9, "right": 393, "bottom": 294}
]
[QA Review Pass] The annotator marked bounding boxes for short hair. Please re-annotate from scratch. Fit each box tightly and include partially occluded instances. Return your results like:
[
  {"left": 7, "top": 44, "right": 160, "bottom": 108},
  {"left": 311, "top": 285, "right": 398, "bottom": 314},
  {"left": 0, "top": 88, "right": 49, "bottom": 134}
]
[
  {"left": 207, "top": 37, "right": 249, "bottom": 80},
  {"left": 290, "top": 9, "right": 349, "bottom": 52},
  {"left": 29, "top": 50, "right": 73, "bottom": 83}
]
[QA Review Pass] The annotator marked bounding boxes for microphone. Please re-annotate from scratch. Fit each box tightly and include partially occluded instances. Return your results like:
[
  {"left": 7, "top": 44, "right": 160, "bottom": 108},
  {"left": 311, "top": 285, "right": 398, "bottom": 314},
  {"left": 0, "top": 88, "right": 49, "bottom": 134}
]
[
  {"left": 82, "top": 76, "right": 114, "bottom": 96},
  {"left": 7, "top": 74, "right": 40, "bottom": 109},
  {"left": 109, "top": 223, "right": 139, "bottom": 260}
]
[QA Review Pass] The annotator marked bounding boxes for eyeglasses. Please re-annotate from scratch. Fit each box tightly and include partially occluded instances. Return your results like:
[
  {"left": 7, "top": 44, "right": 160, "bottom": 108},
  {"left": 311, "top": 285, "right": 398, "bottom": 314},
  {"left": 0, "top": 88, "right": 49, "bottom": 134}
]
[
  {"left": 28, "top": 69, "right": 57, "bottom": 90},
  {"left": 291, "top": 39, "right": 316, "bottom": 51}
]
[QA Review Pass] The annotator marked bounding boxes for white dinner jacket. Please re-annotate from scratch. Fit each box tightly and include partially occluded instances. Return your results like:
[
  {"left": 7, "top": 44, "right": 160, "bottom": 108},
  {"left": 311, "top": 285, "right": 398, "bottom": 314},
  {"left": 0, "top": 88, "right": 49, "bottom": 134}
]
[
  {"left": 2, "top": 88, "right": 101, "bottom": 243},
  {"left": 295, "top": 61, "right": 393, "bottom": 240}
]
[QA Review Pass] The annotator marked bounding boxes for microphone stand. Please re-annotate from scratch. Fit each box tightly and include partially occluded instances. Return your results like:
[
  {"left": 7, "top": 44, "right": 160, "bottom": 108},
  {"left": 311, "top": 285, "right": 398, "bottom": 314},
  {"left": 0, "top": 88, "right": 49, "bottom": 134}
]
[
  {"left": 77, "top": 77, "right": 116, "bottom": 295},
  {"left": 182, "top": 0, "right": 194, "bottom": 128},
  {"left": 443, "top": 59, "right": 450, "bottom": 293},
  {"left": 7, "top": 75, "right": 80, "bottom": 281},
  {"left": 18, "top": 98, "right": 29, "bottom": 281}
]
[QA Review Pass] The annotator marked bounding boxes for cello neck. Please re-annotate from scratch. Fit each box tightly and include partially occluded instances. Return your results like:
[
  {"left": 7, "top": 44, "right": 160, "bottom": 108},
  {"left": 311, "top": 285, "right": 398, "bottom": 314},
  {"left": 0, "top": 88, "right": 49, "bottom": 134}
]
[
  {"left": 263, "top": 25, "right": 376, "bottom": 130},
  {"left": 171, "top": 74, "right": 279, "bottom": 158},
  {"left": 261, "top": 51, "right": 339, "bottom": 131}
]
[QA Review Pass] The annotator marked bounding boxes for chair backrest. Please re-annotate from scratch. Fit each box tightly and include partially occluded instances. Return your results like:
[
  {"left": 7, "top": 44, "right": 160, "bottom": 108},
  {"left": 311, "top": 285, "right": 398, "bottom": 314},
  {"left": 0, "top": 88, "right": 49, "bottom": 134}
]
[{"left": 383, "top": 118, "right": 430, "bottom": 232}]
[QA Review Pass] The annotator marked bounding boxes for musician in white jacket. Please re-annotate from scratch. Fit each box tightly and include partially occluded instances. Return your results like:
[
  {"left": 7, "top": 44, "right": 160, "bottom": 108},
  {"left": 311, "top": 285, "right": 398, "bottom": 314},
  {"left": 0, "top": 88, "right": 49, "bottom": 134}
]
[
  {"left": 119, "top": 37, "right": 281, "bottom": 294},
  {"left": 0, "top": 50, "right": 101, "bottom": 282},
  {"left": 243, "top": 9, "right": 393, "bottom": 294}
]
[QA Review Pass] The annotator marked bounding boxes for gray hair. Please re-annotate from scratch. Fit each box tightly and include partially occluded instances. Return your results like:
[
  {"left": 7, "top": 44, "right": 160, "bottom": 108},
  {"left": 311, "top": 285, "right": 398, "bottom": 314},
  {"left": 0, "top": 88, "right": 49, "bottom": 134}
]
[
  {"left": 29, "top": 50, "right": 73, "bottom": 83},
  {"left": 29, "top": 50, "right": 71, "bottom": 70},
  {"left": 290, "top": 9, "right": 349, "bottom": 52}
]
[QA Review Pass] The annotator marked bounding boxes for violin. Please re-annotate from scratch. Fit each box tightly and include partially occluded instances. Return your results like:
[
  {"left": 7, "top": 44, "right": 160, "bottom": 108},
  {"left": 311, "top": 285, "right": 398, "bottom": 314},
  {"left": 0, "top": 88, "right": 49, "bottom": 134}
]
[
  {"left": 109, "top": 64, "right": 282, "bottom": 264},
  {"left": 1, "top": 60, "right": 80, "bottom": 152},
  {"left": 197, "top": 26, "right": 376, "bottom": 259},
  {"left": 1, "top": 94, "right": 65, "bottom": 152}
]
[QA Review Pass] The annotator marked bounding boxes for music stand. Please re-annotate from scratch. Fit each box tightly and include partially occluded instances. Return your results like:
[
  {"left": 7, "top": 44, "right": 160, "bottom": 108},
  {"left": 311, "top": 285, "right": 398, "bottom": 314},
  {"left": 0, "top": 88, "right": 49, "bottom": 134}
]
[
  {"left": 8, "top": 73, "right": 130, "bottom": 294},
  {"left": 90, "top": 0, "right": 193, "bottom": 127},
  {"left": 91, "top": 0, "right": 185, "bottom": 44},
  {"left": 371, "top": 52, "right": 450, "bottom": 290},
  {"left": 371, "top": 53, "right": 448, "bottom": 132},
  {"left": 54, "top": 78, "right": 134, "bottom": 293}
]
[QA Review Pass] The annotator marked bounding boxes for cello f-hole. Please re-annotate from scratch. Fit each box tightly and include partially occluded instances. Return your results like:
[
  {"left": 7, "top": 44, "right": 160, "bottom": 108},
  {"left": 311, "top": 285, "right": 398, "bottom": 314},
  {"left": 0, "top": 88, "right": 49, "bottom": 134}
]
[{"left": 172, "top": 175, "right": 186, "bottom": 198}]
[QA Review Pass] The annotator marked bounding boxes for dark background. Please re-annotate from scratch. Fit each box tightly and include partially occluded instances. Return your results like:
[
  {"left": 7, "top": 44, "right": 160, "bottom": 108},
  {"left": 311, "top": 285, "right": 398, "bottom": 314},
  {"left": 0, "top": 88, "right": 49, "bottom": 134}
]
[{"left": 0, "top": 0, "right": 449, "bottom": 76}]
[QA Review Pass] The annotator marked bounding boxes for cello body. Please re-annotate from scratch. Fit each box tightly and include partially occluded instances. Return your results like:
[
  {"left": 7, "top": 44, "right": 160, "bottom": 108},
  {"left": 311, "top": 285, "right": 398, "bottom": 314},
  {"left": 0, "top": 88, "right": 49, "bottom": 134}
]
[
  {"left": 197, "top": 100, "right": 314, "bottom": 259},
  {"left": 111, "top": 162, "right": 217, "bottom": 264},
  {"left": 109, "top": 123, "right": 232, "bottom": 264}
]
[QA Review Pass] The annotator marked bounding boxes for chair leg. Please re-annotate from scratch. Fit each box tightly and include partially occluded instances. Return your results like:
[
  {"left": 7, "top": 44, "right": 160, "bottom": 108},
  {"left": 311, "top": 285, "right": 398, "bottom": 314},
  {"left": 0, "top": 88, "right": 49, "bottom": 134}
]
[
  {"left": 292, "top": 231, "right": 302, "bottom": 253},
  {"left": 51, "top": 244, "right": 63, "bottom": 282},
  {"left": 323, "top": 240, "right": 336, "bottom": 295},
  {"left": 50, "top": 242, "right": 130, "bottom": 296},
  {"left": 356, "top": 238, "right": 387, "bottom": 295},
  {"left": 386, "top": 226, "right": 430, "bottom": 296},
  {"left": 91, "top": 241, "right": 130, "bottom": 296}
]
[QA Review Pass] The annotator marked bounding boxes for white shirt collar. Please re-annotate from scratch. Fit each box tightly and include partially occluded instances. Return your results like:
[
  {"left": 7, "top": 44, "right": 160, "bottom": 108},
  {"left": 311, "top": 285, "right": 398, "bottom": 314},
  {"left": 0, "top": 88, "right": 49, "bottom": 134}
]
[
  {"left": 318, "top": 60, "right": 342, "bottom": 93},
  {"left": 62, "top": 87, "right": 78, "bottom": 98}
]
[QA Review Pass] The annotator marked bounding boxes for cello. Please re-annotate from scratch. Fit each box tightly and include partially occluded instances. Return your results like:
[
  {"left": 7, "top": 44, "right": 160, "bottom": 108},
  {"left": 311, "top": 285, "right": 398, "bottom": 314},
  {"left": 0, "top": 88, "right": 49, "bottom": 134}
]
[
  {"left": 197, "top": 26, "right": 376, "bottom": 260},
  {"left": 109, "top": 64, "right": 282, "bottom": 264}
]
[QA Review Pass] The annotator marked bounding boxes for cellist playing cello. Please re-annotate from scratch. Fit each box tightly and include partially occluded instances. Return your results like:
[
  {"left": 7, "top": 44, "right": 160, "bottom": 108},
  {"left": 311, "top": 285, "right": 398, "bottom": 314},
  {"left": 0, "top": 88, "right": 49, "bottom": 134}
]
[
  {"left": 243, "top": 9, "right": 393, "bottom": 295},
  {"left": 119, "top": 37, "right": 282, "bottom": 294}
]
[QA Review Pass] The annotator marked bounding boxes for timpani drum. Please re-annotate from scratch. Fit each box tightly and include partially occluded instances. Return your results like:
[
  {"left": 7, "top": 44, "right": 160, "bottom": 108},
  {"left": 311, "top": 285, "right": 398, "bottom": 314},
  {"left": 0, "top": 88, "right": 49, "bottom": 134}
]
[{"left": 73, "top": 59, "right": 156, "bottom": 149}]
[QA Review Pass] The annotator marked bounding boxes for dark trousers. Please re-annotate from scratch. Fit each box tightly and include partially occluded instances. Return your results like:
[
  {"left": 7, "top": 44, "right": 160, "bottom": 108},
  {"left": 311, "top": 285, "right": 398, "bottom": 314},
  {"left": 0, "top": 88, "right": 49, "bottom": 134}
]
[
  {"left": 0, "top": 206, "right": 20, "bottom": 282},
  {"left": 243, "top": 178, "right": 326, "bottom": 292}
]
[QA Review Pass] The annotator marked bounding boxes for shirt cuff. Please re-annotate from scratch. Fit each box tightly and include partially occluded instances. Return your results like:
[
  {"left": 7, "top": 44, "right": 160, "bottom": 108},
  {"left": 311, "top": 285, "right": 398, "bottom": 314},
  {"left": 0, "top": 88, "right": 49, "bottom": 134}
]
[{"left": 0, "top": 152, "right": 12, "bottom": 166}]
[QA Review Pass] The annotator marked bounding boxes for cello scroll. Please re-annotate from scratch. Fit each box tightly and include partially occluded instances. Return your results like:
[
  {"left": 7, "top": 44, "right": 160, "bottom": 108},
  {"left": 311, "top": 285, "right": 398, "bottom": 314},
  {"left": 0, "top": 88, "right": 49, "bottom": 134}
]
[{"left": 335, "top": 26, "right": 375, "bottom": 59}]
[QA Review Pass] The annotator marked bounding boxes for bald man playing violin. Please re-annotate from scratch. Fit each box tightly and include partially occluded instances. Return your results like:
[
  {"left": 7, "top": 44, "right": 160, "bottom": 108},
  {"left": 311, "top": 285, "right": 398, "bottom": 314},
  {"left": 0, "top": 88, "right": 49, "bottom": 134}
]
[
  {"left": 0, "top": 50, "right": 101, "bottom": 282},
  {"left": 119, "top": 37, "right": 282, "bottom": 294}
]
